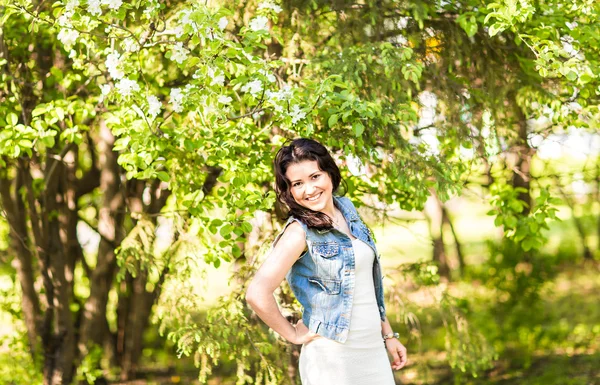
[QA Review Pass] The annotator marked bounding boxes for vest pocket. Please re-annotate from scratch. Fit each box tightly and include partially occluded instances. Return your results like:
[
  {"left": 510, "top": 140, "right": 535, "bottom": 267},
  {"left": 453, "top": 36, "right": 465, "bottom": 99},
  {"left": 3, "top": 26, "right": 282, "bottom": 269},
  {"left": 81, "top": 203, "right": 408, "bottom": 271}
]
[
  {"left": 311, "top": 242, "right": 339, "bottom": 258},
  {"left": 308, "top": 277, "right": 341, "bottom": 295}
]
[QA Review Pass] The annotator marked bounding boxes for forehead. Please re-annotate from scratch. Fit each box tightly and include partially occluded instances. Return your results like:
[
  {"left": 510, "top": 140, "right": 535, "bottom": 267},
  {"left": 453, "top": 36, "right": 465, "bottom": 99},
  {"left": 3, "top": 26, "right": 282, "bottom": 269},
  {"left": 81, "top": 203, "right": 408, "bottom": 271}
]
[{"left": 285, "top": 160, "right": 321, "bottom": 180}]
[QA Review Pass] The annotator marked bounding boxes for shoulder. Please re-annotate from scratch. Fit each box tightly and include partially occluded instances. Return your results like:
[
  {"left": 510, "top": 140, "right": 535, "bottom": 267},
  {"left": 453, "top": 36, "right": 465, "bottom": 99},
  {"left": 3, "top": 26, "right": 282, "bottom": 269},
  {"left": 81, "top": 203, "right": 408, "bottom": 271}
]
[
  {"left": 335, "top": 195, "right": 358, "bottom": 212},
  {"left": 284, "top": 219, "right": 306, "bottom": 238},
  {"left": 272, "top": 216, "right": 307, "bottom": 249}
]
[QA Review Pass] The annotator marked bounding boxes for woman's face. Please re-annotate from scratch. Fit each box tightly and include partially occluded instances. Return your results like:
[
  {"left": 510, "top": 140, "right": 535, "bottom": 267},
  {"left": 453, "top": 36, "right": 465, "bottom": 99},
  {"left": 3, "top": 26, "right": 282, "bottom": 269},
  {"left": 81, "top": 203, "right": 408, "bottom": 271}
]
[{"left": 285, "top": 160, "right": 334, "bottom": 212}]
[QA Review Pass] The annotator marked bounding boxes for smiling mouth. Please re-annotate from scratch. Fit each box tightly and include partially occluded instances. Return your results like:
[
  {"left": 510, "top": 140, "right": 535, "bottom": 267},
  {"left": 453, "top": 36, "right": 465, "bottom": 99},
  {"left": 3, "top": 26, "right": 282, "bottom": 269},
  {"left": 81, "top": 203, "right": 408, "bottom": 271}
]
[{"left": 305, "top": 192, "right": 323, "bottom": 202}]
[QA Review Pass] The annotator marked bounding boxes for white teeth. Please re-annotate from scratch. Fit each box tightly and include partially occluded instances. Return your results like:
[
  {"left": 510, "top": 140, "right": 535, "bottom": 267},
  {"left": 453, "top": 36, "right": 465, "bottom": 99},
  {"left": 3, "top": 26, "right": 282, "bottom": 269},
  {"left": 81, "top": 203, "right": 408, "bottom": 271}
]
[{"left": 306, "top": 192, "right": 322, "bottom": 201}]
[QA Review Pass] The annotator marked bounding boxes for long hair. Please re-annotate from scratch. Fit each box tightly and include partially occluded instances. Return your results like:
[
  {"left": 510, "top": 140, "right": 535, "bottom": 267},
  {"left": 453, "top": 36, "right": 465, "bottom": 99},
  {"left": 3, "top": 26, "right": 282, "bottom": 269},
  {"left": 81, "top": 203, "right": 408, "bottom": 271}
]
[{"left": 274, "top": 138, "right": 345, "bottom": 229}]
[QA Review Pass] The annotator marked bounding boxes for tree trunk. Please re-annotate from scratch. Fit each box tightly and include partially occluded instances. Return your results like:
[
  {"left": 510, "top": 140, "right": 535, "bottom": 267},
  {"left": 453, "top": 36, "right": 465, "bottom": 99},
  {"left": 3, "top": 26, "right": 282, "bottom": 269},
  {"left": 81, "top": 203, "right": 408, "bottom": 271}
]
[
  {"left": 116, "top": 177, "right": 171, "bottom": 380},
  {"left": 424, "top": 193, "right": 450, "bottom": 280},
  {"left": 0, "top": 167, "right": 41, "bottom": 357},
  {"left": 596, "top": 161, "right": 600, "bottom": 254},
  {"left": 511, "top": 112, "right": 533, "bottom": 215},
  {"left": 441, "top": 205, "right": 465, "bottom": 276},
  {"left": 79, "top": 120, "right": 125, "bottom": 357},
  {"left": 42, "top": 150, "right": 78, "bottom": 385},
  {"left": 556, "top": 184, "right": 593, "bottom": 260}
]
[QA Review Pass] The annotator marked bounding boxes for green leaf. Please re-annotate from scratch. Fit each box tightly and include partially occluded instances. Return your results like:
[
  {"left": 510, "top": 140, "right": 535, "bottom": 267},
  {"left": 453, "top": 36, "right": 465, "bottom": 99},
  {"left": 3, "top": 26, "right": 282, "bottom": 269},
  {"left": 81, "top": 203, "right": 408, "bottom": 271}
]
[
  {"left": 56, "top": 107, "right": 65, "bottom": 121},
  {"left": 156, "top": 171, "right": 170, "bottom": 182},
  {"left": 352, "top": 121, "right": 365, "bottom": 137},
  {"left": 494, "top": 216, "right": 503, "bottom": 227},
  {"left": 7, "top": 113, "right": 18, "bottom": 126},
  {"left": 32, "top": 105, "right": 48, "bottom": 117},
  {"left": 328, "top": 114, "right": 338, "bottom": 128},
  {"left": 529, "top": 221, "right": 538, "bottom": 233},
  {"left": 220, "top": 224, "right": 233, "bottom": 237},
  {"left": 565, "top": 71, "right": 578, "bottom": 81},
  {"left": 241, "top": 221, "right": 253, "bottom": 233},
  {"left": 522, "top": 238, "right": 533, "bottom": 252}
]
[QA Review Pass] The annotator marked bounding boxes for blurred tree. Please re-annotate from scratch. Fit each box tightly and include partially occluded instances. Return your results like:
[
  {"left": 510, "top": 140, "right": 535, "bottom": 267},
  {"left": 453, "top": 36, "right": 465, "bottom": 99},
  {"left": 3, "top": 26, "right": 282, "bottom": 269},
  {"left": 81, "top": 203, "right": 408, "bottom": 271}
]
[{"left": 2, "top": 0, "right": 598, "bottom": 384}]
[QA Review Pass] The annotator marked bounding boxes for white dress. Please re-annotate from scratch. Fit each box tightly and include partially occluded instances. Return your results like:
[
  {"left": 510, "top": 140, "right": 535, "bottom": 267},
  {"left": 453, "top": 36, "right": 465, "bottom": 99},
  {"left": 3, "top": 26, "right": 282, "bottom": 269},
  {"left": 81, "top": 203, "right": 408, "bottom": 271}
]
[{"left": 299, "top": 238, "right": 396, "bottom": 385}]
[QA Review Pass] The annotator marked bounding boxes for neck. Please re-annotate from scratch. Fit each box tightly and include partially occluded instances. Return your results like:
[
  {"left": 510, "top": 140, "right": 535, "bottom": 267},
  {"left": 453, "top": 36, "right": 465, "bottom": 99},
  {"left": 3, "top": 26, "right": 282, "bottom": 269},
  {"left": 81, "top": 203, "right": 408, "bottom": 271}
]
[{"left": 320, "top": 197, "right": 337, "bottom": 219}]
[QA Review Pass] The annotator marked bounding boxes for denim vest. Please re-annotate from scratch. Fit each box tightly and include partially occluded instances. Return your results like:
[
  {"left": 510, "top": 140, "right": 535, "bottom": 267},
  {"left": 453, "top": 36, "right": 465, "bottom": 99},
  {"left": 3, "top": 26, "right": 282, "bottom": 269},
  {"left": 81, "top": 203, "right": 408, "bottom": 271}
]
[{"left": 274, "top": 195, "right": 386, "bottom": 343}]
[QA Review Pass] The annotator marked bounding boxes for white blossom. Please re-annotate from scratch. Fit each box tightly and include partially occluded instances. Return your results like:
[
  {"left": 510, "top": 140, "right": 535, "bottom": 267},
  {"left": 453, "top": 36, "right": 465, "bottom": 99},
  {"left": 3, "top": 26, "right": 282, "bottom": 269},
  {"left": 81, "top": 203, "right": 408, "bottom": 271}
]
[
  {"left": 115, "top": 78, "right": 140, "bottom": 98},
  {"left": 241, "top": 50, "right": 256, "bottom": 63},
  {"left": 105, "top": 52, "right": 124, "bottom": 80},
  {"left": 65, "top": 0, "right": 79, "bottom": 12},
  {"left": 180, "top": 9, "right": 199, "bottom": 31},
  {"left": 207, "top": 67, "right": 226, "bottom": 86},
  {"left": 170, "top": 88, "right": 185, "bottom": 112},
  {"left": 567, "top": 102, "right": 583, "bottom": 113},
  {"left": 170, "top": 43, "right": 188, "bottom": 64},
  {"left": 121, "top": 38, "right": 139, "bottom": 52},
  {"left": 57, "top": 11, "right": 73, "bottom": 26},
  {"left": 259, "top": 69, "right": 276, "bottom": 83},
  {"left": 101, "top": 0, "right": 122, "bottom": 11},
  {"left": 174, "top": 26, "right": 185, "bottom": 38},
  {"left": 289, "top": 104, "right": 306, "bottom": 124},
  {"left": 267, "top": 84, "right": 292, "bottom": 101},
  {"left": 184, "top": 84, "right": 194, "bottom": 94},
  {"left": 57, "top": 28, "right": 79, "bottom": 49},
  {"left": 218, "top": 95, "right": 232, "bottom": 104},
  {"left": 218, "top": 16, "right": 228, "bottom": 30},
  {"left": 241, "top": 79, "right": 263, "bottom": 97},
  {"left": 566, "top": 21, "right": 578, "bottom": 30},
  {"left": 249, "top": 16, "right": 269, "bottom": 32},
  {"left": 143, "top": 1, "right": 160, "bottom": 17},
  {"left": 99, "top": 84, "right": 111, "bottom": 103},
  {"left": 258, "top": 1, "right": 282, "bottom": 13},
  {"left": 205, "top": 27, "right": 215, "bottom": 41},
  {"left": 147, "top": 95, "right": 162, "bottom": 118},
  {"left": 272, "top": 102, "right": 284, "bottom": 113},
  {"left": 87, "top": 0, "right": 102, "bottom": 16},
  {"left": 211, "top": 75, "right": 225, "bottom": 87},
  {"left": 279, "top": 84, "right": 293, "bottom": 100}
]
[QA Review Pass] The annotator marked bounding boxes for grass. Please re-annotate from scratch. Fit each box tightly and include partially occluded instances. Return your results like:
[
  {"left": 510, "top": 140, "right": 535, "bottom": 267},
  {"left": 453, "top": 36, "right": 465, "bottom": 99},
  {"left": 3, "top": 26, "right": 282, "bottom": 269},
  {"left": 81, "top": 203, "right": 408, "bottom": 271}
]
[{"left": 126, "top": 261, "right": 600, "bottom": 385}]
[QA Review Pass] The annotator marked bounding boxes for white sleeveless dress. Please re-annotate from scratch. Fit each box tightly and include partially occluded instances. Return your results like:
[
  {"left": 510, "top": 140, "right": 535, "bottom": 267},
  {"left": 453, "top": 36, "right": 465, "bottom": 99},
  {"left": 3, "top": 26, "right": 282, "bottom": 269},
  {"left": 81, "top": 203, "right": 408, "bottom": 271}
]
[{"left": 298, "top": 238, "right": 396, "bottom": 385}]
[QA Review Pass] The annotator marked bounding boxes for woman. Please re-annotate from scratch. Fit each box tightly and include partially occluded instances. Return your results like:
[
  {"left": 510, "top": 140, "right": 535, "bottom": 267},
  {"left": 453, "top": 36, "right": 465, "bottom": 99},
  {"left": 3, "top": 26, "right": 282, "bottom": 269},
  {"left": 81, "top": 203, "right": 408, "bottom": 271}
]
[{"left": 246, "top": 138, "right": 407, "bottom": 384}]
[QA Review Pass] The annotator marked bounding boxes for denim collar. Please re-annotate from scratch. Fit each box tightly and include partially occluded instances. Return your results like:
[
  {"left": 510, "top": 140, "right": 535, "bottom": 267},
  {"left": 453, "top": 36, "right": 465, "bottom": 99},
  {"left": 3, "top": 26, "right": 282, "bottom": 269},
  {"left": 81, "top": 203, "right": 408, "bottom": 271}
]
[
  {"left": 333, "top": 195, "right": 359, "bottom": 221},
  {"left": 316, "top": 195, "right": 358, "bottom": 234}
]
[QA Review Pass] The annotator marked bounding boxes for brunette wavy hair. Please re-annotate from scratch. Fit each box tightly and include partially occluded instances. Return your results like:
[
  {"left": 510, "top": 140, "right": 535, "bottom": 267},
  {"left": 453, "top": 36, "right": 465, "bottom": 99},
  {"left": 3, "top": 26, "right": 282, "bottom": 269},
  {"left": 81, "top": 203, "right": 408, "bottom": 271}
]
[{"left": 274, "top": 138, "right": 345, "bottom": 229}]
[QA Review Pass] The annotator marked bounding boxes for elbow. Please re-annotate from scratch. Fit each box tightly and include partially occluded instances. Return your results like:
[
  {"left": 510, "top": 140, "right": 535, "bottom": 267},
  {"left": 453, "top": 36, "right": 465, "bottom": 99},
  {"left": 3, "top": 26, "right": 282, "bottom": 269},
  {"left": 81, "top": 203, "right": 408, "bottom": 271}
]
[
  {"left": 245, "top": 283, "right": 259, "bottom": 310},
  {"left": 246, "top": 281, "right": 271, "bottom": 311}
]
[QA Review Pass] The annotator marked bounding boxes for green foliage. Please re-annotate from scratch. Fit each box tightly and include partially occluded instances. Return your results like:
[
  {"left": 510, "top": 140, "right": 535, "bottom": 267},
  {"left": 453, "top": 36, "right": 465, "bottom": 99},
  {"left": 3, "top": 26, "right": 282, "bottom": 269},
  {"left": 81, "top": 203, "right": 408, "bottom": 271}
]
[
  {"left": 3, "top": 0, "right": 597, "bottom": 382},
  {"left": 157, "top": 287, "right": 288, "bottom": 384},
  {"left": 75, "top": 345, "right": 105, "bottom": 385},
  {"left": 488, "top": 186, "right": 560, "bottom": 252},
  {"left": 0, "top": 275, "right": 42, "bottom": 385},
  {"left": 387, "top": 262, "right": 497, "bottom": 379}
]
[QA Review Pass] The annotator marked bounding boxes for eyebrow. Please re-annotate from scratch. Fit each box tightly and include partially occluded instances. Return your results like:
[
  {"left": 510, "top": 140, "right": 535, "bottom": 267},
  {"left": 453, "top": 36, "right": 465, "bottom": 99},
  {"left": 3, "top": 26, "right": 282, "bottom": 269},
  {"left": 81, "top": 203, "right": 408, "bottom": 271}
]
[{"left": 290, "top": 171, "right": 321, "bottom": 184}]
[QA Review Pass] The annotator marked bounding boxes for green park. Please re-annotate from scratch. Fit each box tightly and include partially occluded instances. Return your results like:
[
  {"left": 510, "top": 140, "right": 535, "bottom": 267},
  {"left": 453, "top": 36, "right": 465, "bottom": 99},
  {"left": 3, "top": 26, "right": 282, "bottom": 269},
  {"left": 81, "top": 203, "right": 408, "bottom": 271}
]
[{"left": 0, "top": 0, "right": 599, "bottom": 384}]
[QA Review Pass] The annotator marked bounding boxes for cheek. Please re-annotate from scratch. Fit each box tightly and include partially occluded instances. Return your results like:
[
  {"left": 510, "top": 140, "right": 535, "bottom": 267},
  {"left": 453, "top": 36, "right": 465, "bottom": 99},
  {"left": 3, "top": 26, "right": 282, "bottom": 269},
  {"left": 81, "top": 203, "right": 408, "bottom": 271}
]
[{"left": 290, "top": 188, "right": 302, "bottom": 203}]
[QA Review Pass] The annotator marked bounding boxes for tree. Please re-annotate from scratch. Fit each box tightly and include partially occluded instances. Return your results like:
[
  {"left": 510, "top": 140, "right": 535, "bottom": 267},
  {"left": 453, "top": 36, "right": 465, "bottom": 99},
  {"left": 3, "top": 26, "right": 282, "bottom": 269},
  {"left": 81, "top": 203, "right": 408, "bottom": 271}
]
[{"left": 3, "top": 0, "right": 596, "bottom": 383}]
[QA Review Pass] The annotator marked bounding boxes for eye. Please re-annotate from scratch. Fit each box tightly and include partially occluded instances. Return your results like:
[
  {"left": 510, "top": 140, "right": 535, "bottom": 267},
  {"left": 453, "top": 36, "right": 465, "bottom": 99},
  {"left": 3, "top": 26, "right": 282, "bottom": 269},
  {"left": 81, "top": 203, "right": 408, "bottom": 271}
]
[
  {"left": 292, "top": 182, "right": 302, "bottom": 188},
  {"left": 312, "top": 174, "right": 321, "bottom": 180}
]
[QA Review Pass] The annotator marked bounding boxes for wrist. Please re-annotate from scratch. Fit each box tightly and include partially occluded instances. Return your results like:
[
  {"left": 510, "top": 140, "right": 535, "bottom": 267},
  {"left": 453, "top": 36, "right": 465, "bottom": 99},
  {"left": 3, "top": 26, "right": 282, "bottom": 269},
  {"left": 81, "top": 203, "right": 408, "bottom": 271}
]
[{"left": 382, "top": 332, "right": 399, "bottom": 343}]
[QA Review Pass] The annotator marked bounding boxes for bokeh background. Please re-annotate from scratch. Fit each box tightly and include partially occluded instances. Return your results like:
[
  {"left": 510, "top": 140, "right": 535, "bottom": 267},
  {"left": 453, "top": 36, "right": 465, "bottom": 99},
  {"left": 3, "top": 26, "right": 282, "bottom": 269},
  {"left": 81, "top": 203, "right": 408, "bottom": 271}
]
[{"left": 1, "top": 0, "right": 599, "bottom": 384}]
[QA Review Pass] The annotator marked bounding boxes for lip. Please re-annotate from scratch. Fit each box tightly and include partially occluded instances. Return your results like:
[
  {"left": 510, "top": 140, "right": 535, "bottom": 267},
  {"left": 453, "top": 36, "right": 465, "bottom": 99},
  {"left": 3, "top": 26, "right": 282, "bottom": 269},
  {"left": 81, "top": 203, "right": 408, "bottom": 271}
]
[{"left": 305, "top": 192, "right": 323, "bottom": 202}]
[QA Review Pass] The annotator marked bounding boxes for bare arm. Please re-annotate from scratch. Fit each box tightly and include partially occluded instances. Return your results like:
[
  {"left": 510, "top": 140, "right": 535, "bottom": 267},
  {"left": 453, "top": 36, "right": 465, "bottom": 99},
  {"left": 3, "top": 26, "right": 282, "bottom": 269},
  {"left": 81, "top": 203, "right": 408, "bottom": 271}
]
[
  {"left": 246, "top": 221, "right": 316, "bottom": 345},
  {"left": 381, "top": 315, "right": 408, "bottom": 370}
]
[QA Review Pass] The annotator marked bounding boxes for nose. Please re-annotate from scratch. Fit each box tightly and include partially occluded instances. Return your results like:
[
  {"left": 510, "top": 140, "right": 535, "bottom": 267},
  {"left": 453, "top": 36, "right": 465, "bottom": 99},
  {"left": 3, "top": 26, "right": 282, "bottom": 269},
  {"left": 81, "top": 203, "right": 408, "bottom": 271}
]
[{"left": 305, "top": 182, "right": 317, "bottom": 196}]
